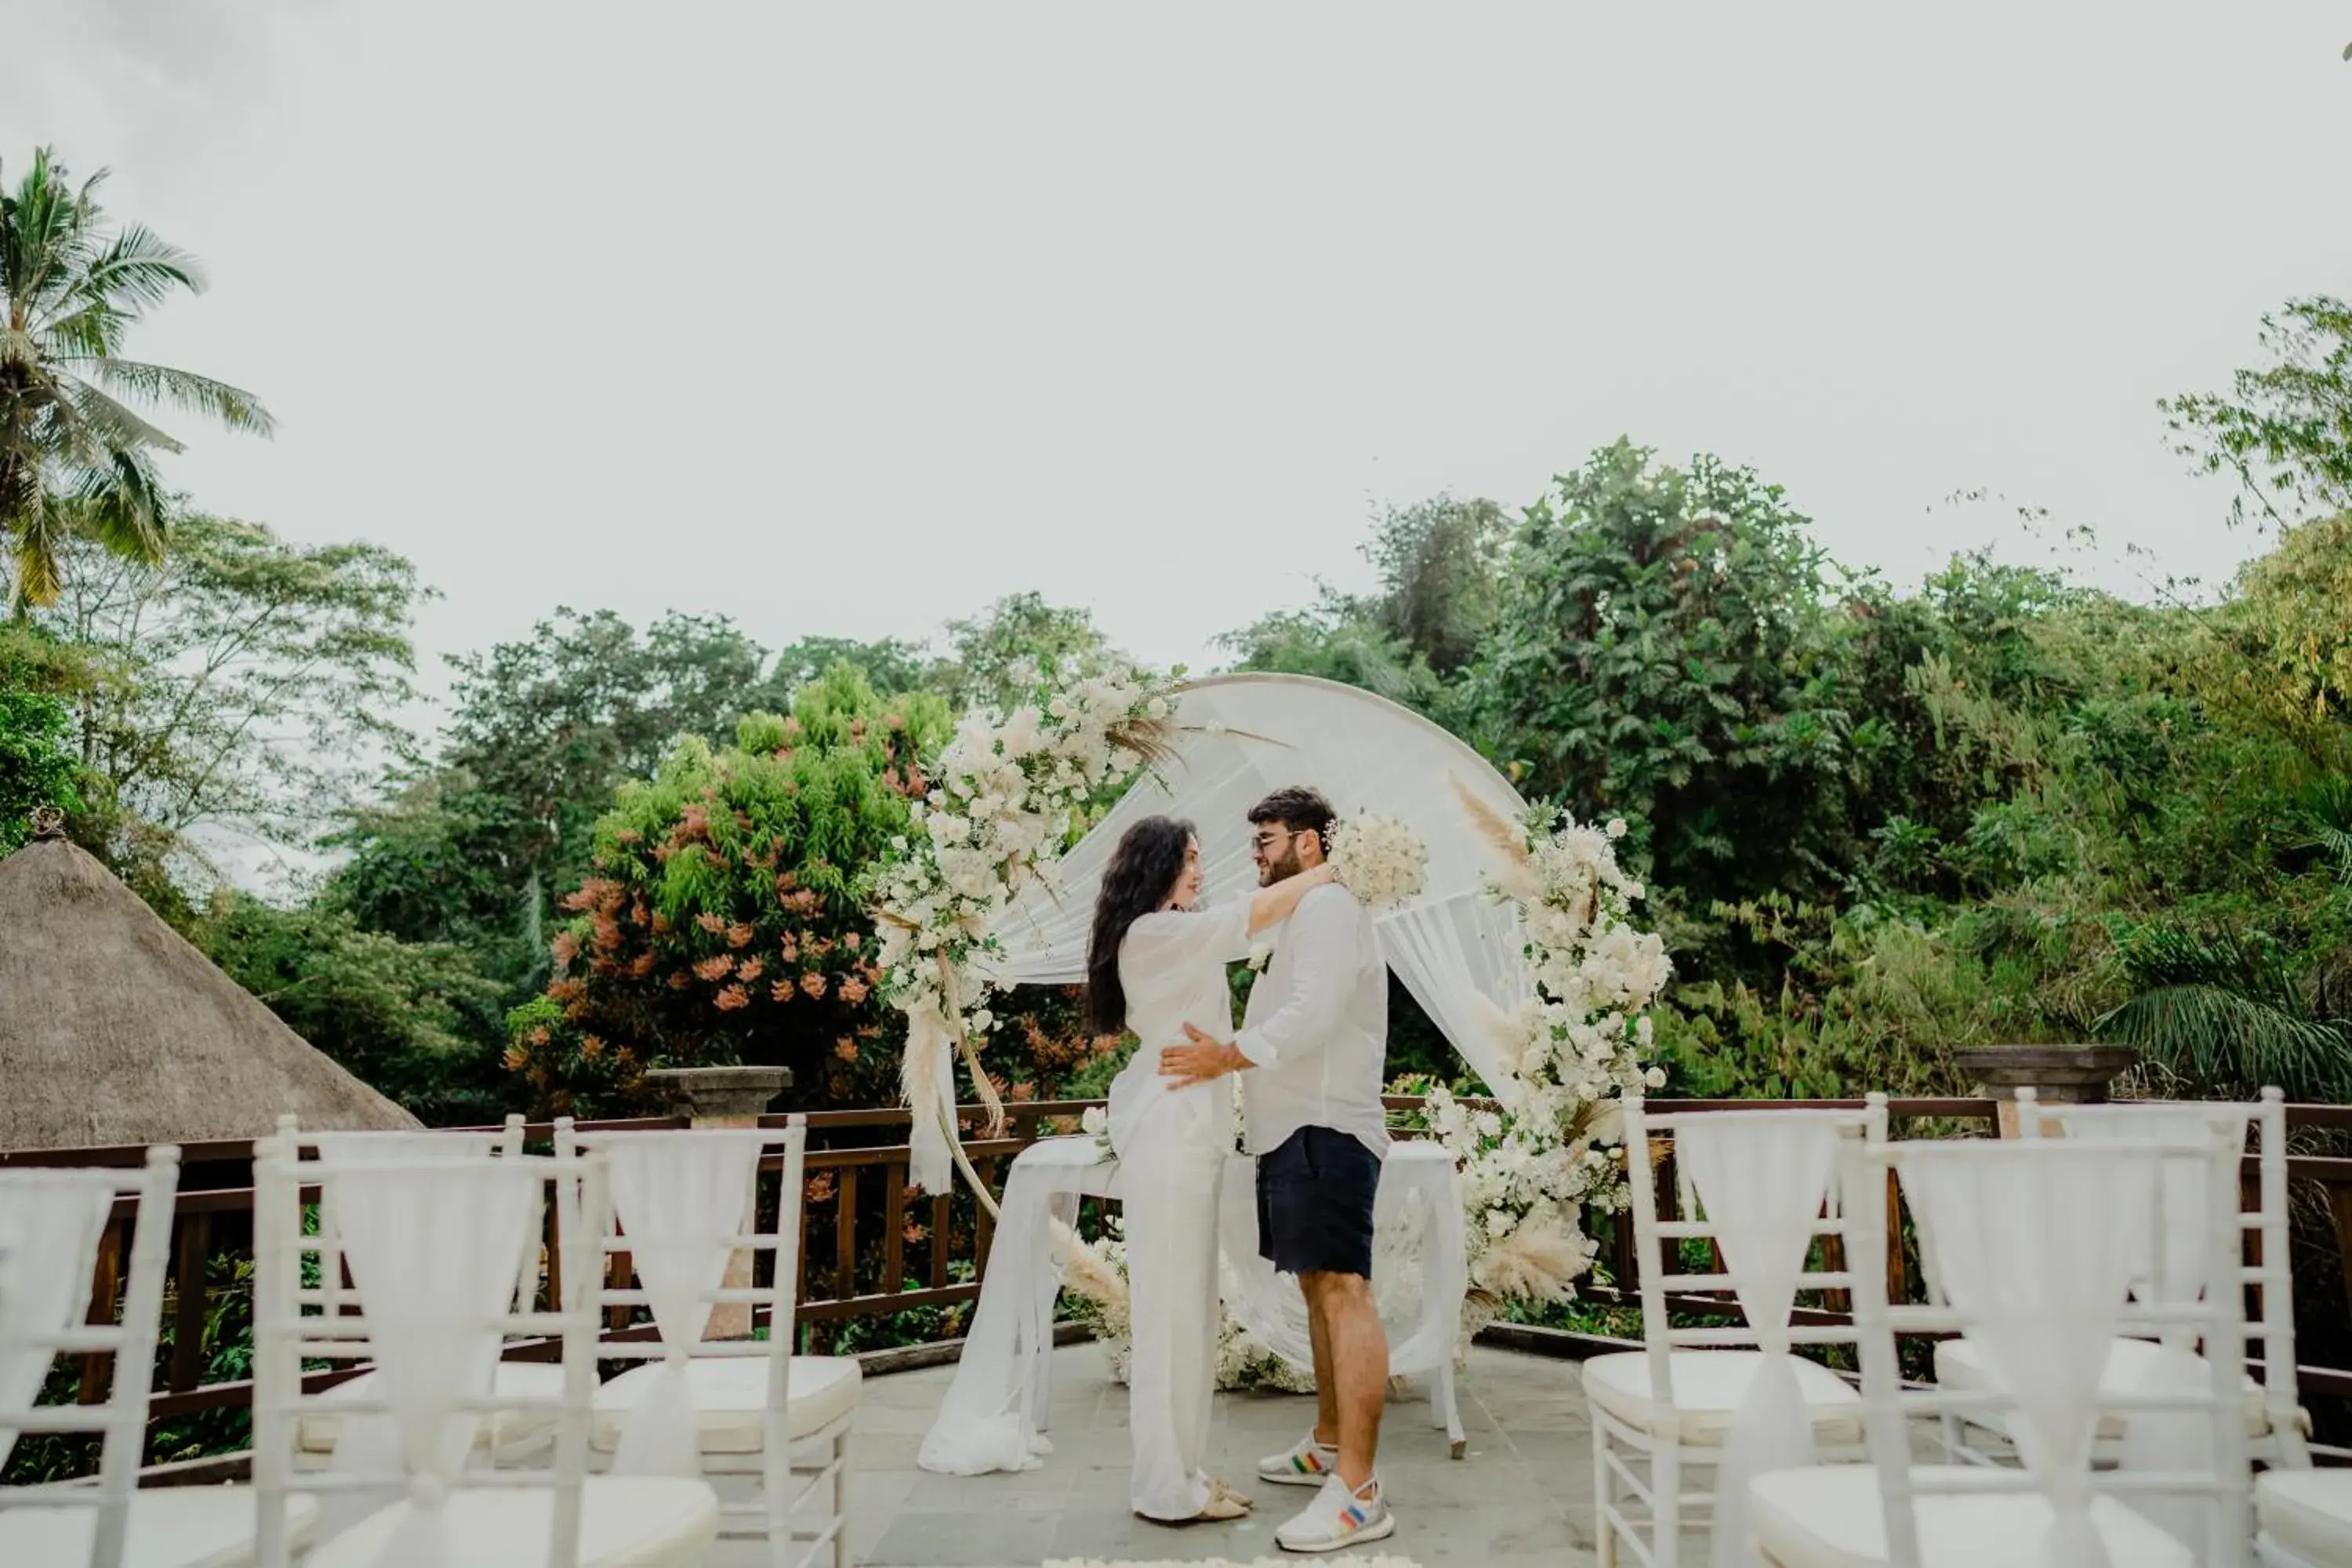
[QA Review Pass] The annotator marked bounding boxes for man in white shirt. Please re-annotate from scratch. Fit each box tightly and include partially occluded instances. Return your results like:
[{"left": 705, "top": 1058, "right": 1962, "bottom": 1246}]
[{"left": 1160, "top": 785, "right": 1396, "bottom": 1554}]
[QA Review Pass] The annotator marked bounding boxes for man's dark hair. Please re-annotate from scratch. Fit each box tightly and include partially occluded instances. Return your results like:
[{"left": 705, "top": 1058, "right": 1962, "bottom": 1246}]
[{"left": 1247, "top": 786, "right": 1336, "bottom": 840}]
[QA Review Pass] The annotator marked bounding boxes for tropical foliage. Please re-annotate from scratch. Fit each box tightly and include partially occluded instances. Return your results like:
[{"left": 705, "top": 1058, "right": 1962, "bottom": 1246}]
[
  {"left": 0, "top": 139, "right": 2343, "bottom": 1161},
  {"left": 1, "top": 147, "right": 271, "bottom": 607}
]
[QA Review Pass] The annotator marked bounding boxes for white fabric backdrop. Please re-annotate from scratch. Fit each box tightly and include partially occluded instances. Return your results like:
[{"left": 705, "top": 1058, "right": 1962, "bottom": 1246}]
[{"left": 981, "top": 673, "right": 1533, "bottom": 1098}]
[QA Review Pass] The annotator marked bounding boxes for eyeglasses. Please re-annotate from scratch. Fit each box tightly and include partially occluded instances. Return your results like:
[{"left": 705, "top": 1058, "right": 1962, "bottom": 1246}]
[{"left": 1251, "top": 829, "right": 1301, "bottom": 853}]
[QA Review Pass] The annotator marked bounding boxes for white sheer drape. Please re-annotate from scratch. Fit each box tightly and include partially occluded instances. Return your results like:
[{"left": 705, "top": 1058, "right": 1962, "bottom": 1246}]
[
  {"left": 1378, "top": 895, "right": 1532, "bottom": 1107},
  {"left": 1898, "top": 1145, "right": 2158, "bottom": 1568},
  {"left": 600, "top": 1131, "right": 767, "bottom": 1479},
  {"left": 1675, "top": 1115, "right": 1843, "bottom": 1568},
  {"left": 321, "top": 1158, "right": 540, "bottom": 1568},
  {"left": 0, "top": 1171, "right": 114, "bottom": 1473},
  {"left": 978, "top": 674, "right": 1536, "bottom": 1099},
  {"left": 916, "top": 1141, "right": 1094, "bottom": 1475}
]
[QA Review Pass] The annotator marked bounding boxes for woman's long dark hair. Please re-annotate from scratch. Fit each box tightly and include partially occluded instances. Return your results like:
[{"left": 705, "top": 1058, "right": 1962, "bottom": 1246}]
[{"left": 1085, "top": 815, "right": 1196, "bottom": 1034}]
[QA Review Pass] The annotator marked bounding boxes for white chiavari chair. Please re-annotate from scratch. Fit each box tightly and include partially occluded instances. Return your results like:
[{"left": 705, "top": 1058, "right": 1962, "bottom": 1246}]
[
  {"left": 1936, "top": 1087, "right": 2311, "bottom": 1471},
  {"left": 251, "top": 1132, "right": 718, "bottom": 1567},
  {"left": 1588, "top": 1098, "right": 1886, "bottom": 1568},
  {"left": 0, "top": 1147, "right": 320, "bottom": 1567},
  {"left": 558, "top": 1114, "right": 857, "bottom": 1568},
  {"left": 1749, "top": 1124, "right": 2253, "bottom": 1568},
  {"left": 274, "top": 1116, "right": 577, "bottom": 1469}
]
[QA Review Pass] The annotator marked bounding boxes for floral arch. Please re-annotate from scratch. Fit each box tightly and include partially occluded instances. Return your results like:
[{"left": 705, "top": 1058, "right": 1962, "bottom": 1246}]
[{"left": 873, "top": 668, "right": 1669, "bottom": 1310}]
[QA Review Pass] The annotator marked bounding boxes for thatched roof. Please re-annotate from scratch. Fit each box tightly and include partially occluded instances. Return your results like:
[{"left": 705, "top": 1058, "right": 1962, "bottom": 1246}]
[{"left": 0, "top": 827, "right": 422, "bottom": 1151}]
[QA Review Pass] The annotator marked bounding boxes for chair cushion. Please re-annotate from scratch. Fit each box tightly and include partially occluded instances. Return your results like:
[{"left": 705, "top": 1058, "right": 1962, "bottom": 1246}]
[
  {"left": 2257, "top": 1469, "right": 2352, "bottom": 1566},
  {"left": 296, "top": 1362, "right": 571, "bottom": 1455},
  {"left": 1933, "top": 1335, "right": 2272, "bottom": 1439},
  {"left": 0, "top": 1486, "right": 320, "bottom": 1568},
  {"left": 1581, "top": 1350, "right": 1863, "bottom": 1445},
  {"left": 1749, "top": 1465, "right": 2192, "bottom": 1568},
  {"left": 305, "top": 1475, "right": 717, "bottom": 1568},
  {"left": 590, "top": 1355, "right": 863, "bottom": 1454}
]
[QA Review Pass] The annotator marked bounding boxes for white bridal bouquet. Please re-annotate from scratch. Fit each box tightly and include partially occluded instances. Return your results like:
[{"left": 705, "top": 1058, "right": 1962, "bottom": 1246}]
[{"left": 1324, "top": 811, "right": 1428, "bottom": 908}]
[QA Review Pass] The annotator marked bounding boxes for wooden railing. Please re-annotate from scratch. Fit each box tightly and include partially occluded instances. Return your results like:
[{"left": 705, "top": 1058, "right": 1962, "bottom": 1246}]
[{"left": 6, "top": 1094, "right": 2352, "bottom": 1473}]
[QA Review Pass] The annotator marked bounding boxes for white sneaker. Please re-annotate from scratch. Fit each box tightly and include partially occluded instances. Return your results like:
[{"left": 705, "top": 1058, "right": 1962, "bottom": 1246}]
[
  {"left": 1275, "top": 1474, "right": 1396, "bottom": 1555},
  {"left": 1257, "top": 1432, "right": 1340, "bottom": 1487}
]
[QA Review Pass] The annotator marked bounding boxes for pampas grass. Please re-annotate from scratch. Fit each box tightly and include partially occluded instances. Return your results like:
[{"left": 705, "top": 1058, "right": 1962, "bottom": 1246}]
[
  {"left": 1449, "top": 774, "right": 1541, "bottom": 902},
  {"left": 1050, "top": 1218, "right": 1128, "bottom": 1311},
  {"left": 1472, "top": 993, "right": 1526, "bottom": 1081},
  {"left": 1469, "top": 1218, "right": 1584, "bottom": 1305}
]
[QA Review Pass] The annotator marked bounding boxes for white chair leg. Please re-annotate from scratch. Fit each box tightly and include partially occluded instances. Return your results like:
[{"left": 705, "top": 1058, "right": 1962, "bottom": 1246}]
[
  {"left": 1592, "top": 1417, "right": 1619, "bottom": 1568},
  {"left": 764, "top": 1432, "right": 789, "bottom": 1568},
  {"left": 1439, "top": 1359, "right": 1466, "bottom": 1458},
  {"left": 1654, "top": 1440, "right": 1682, "bottom": 1568},
  {"left": 833, "top": 1427, "right": 852, "bottom": 1568}
]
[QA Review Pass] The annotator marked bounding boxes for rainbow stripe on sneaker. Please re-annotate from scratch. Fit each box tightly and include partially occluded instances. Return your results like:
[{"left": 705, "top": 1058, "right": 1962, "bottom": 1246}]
[
  {"left": 1275, "top": 1477, "right": 1397, "bottom": 1553},
  {"left": 1291, "top": 1450, "right": 1330, "bottom": 1475}
]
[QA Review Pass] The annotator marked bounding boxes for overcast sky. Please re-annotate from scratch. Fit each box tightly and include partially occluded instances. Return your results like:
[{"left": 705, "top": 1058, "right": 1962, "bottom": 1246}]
[{"left": 9, "top": 2, "right": 2351, "bottom": 707}]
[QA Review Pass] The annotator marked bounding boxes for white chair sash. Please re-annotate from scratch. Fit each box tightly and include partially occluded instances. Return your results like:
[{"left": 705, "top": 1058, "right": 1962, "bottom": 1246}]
[
  {"left": 306, "top": 1129, "right": 537, "bottom": 1526},
  {"left": 0, "top": 1171, "right": 115, "bottom": 1472},
  {"left": 322, "top": 1158, "right": 539, "bottom": 1568},
  {"left": 1900, "top": 1145, "right": 2158, "bottom": 1568},
  {"left": 1674, "top": 1115, "right": 1843, "bottom": 1568},
  {"left": 600, "top": 1131, "right": 767, "bottom": 1478}
]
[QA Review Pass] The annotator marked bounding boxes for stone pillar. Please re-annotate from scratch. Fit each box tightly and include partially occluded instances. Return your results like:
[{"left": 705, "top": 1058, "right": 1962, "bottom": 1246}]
[
  {"left": 1954, "top": 1044, "right": 2138, "bottom": 1138},
  {"left": 644, "top": 1065, "right": 792, "bottom": 1340}
]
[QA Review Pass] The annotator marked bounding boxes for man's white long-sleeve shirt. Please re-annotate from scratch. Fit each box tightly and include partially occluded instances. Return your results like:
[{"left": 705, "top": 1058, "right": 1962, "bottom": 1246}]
[{"left": 1234, "top": 882, "right": 1390, "bottom": 1161}]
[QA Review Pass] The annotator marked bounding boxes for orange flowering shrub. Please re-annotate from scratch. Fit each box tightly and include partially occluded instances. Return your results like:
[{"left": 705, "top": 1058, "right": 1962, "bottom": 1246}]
[{"left": 505, "top": 668, "right": 1109, "bottom": 1116}]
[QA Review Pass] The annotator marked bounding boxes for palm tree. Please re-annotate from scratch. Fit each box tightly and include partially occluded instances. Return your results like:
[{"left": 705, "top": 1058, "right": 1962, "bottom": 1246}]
[
  {"left": 0, "top": 146, "right": 273, "bottom": 608},
  {"left": 2099, "top": 925, "right": 2352, "bottom": 1103}
]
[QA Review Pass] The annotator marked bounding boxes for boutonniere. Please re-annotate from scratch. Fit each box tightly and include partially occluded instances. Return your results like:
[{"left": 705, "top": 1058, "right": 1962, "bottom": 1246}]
[{"left": 1246, "top": 939, "right": 1276, "bottom": 974}]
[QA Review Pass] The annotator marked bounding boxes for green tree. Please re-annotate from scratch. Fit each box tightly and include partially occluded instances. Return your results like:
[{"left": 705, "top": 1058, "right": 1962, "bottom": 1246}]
[
  {"left": 1218, "top": 492, "right": 1508, "bottom": 719},
  {"left": 195, "top": 891, "right": 508, "bottom": 1123},
  {"left": 434, "top": 608, "right": 779, "bottom": 906},
  {"left": 0, "top": 629, "right": 80, "bottom": 852},
  {"left": 1361, "top": 494, "right": 1510, "bottom": 675},
  {"left": 31, "top": 514, "right": 424, "bottom": 877},
  {"left": 1, "top": 147, "right": 272, "bottom": 606},
  {"left": 764, "top": 634, "right": 928, "bottom": 699},
  {"left": 1218, "top": 593, "right": 1443, "bottom": 714},
  {"left": 1471, "top": 440, "right": 1849, "bottom": 915},
  {"left": 2161, "top": 296, "right": 2352, "bottom": 533},
  {"left": 928, "top": 593, "right": 1122, "bottom": 712}
]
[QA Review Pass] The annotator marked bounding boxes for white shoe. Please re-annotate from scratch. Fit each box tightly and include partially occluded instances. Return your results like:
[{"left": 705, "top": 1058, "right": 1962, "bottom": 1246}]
[
  {"left": 1275, "top": 1474, "right": 1396, "bottom": 1554},
  {"left": 1258, "top": 1432, "right": 1340, "bottom": 1487}
]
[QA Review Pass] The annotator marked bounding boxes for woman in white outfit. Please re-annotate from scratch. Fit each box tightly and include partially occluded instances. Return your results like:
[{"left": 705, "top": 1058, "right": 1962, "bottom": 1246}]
[{"left": 1087, "top": 815, "right": 1334, "bottom": 1525}]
